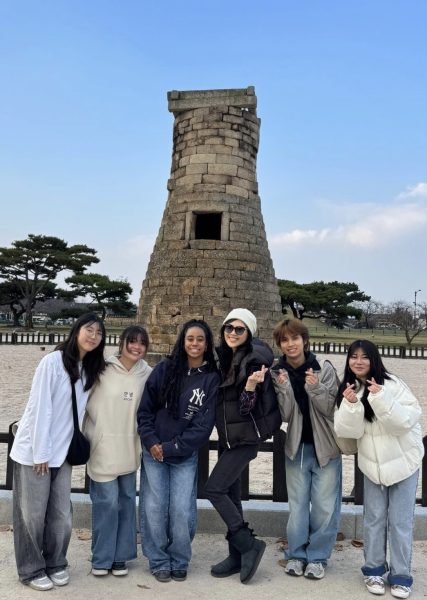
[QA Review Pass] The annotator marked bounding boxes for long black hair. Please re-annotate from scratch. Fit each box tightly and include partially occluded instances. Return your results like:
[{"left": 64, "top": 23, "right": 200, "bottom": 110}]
[
  {"left": 217, "top": 321, "right": 253, "bottom": 378},
  {"left": 56, "top": 313, "right": 106, "bottom": 390},
  {"left": 160, "top": 319, "right": 216, "bottom": 418},
  {"left": 336, "top": 339, "right": 392, "bottom": 422}
]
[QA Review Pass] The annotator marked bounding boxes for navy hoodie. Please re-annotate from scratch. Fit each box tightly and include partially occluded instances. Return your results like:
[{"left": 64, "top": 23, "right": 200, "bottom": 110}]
[{"left": 137, "top": 359, "right": 219, "bottom": 464}]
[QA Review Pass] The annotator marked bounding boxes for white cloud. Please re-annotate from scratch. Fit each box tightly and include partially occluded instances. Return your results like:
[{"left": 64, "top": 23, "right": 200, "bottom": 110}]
[
  {"left": 270, "top": 184, "right": 427, "bottom": 250},
  {"left": 271, "top": 228, "right": 331, "bottom": 244},
  {"left": 397, "top": 182, "right": 427, "bottom": 201}
]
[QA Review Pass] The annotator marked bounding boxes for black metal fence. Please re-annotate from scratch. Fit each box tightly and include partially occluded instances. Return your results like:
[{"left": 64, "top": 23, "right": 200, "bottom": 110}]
[
  {"left": 0, "top": 331, "right": 121, "bottom": 346},
  {"left": 1, "top": 425, "right": 426, "bottom": 507},
  {"left": 310, "top": 341, "right": 427, "bottom": 359},
  {"left": 1, "top": 331, "right": 427, "bottom": 358}
]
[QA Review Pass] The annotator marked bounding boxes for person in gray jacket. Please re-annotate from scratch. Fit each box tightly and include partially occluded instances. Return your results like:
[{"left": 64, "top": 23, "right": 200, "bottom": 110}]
[{"left": 271, "top": 319, "right": 341, "bottom": 581}]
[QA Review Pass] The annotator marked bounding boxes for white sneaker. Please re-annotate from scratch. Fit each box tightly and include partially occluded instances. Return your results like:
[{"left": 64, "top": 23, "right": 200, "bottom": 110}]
[
  {"left": 92, "top": 568, "right": 109, "bottom": 576},
  {"left": 28, "top": 575, "right": 54, "bottom": 591},
  {"left": 391, "top": 585, "right": 411, "bottom": 599},
  {"left": 285, "top": 559, "right": 305, "bottom": 576},
  {"left": 364, "top": 576, "right": 385, "bottom": 595},
  {"left": 112, "top": 562, "right": 128, "bottom": 576},
  {"left": 304, "top": 562, "right": 325, "bottom": 579},
  {"left": 49, "top": 569, "right": 70, "bottom": 586}
]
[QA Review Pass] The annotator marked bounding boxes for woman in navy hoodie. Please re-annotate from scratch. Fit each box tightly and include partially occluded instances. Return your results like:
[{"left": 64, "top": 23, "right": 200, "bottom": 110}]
[{"left": 137, "top": 319, "right": 219, "bottom": 583}]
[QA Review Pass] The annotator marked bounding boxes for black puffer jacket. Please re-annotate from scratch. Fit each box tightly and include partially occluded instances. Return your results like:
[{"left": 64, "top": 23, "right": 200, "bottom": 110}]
[{"left": 215, "top": 339, "right": 282, "bottom": 448}]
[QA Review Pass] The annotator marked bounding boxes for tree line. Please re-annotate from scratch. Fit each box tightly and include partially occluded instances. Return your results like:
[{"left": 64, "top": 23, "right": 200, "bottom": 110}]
[
  {"left": 1, "top": 235, "right": 425, "bottom": 344},
  {"left": 278, "top": 280, "right": 427, "bottom": 345},
  {"left": 0, "top": 234, "right": 135, "bottom": 328}
]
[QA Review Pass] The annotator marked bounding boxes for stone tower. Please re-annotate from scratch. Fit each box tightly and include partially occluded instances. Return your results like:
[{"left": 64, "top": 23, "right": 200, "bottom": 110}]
[{"left": 138, "top": 86, "right": 283, "bottom": 353}]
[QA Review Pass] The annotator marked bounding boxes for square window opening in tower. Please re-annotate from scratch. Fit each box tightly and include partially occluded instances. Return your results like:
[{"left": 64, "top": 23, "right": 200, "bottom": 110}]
[{"left": 194, "top": 212, "right": 222, "bottom": 240}]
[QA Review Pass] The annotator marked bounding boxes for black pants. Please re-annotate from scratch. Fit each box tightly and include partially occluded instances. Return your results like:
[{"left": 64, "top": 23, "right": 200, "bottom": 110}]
[{"left": 204, "top": 444, "right": 258, "bottom": 533}]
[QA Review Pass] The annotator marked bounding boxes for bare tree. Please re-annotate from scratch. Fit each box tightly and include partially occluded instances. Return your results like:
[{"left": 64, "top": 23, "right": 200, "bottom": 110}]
[
  {"left": 352, "top": 299, "right": 384, "bottom": 328},
  {"left": 385, "top": 300, "right": 426, "bottom": 344}
]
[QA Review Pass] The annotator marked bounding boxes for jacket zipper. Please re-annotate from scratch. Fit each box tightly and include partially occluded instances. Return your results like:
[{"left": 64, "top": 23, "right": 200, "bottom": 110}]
[
  {"left": 222, "top": 389, "right": 231, "bottom": 448},
  {"left": 250, "top": 412, "right": 261, "bottom": 440}
]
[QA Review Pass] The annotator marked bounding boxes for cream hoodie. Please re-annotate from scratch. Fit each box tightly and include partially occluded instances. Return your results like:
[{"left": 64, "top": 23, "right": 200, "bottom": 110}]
[{"left": 83, "top": 354, "right": 152, "bottom": 482}]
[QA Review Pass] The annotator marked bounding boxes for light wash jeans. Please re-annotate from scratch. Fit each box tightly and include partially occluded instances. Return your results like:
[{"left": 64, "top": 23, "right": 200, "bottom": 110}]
[
  {"left": 90, "top": 472, "right": 137, "bottom": 569},
  {"left": 140, "top": 447, "right": 198, "bottom": 573},
  {"left": 362, "top": 470, "right": 419, "bottom": 587},
  {"left": 12, "top": 461, "right": 72, "bottom": 583},
  {"left": 285, "top": 443, "right": 342, "bottom": 565}
]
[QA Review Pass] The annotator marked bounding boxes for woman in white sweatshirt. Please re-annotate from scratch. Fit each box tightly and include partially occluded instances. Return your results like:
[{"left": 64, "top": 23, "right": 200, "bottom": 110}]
[
  {"left": 83, "top": 325, "right": 152, "bottom": 577},
  {"left": 11, "top": 313, "right": 106, "bottom": 591},
  {"left": 334, "top": 340, "right": 424, "bottom": 600}
]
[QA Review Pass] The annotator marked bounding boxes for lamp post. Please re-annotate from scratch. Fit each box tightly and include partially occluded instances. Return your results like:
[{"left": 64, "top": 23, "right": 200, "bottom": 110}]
[{"left": 414, "top": 289, "right": 421, "bottom": 322}]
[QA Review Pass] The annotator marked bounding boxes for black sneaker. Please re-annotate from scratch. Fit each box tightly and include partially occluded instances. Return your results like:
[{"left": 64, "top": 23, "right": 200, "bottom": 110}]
[
  {"left": 153, "top": 570, "right": 171, "bottom": 583},
  {"left": 112, "top": 562, "right": 128, "bottom": 576},
  {"left": 171, "top": 570, "right": 187, "bottom": 581}
]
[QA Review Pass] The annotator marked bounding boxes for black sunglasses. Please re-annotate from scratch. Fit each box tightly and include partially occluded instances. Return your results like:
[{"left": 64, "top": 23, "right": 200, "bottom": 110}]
[{"left": 224, "top": 324, "right": 247, "bottom": 336}]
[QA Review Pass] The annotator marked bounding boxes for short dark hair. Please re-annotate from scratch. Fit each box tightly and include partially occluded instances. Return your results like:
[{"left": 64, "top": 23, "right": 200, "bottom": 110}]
[
  {"left": 119, "top": 325, "right": 149, "bottom": 354},
  {"left": 273, "top": 318, "right": 310, "bottom": 351}
]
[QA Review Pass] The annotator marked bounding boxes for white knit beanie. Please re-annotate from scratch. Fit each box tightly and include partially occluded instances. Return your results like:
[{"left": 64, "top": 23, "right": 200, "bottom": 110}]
[{"left": 223, "top": 308, "right": 257, "bottom": 336}]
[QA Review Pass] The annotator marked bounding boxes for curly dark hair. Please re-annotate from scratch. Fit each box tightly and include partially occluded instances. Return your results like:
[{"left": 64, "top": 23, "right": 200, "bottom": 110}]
[
  {"left": 336, "top": 339, "right": 391, "bottom": 422},
  {"left": 160, "top": 319, "right": 217, "bottom": 418},
  {"left": 56, "top": 313, "right": 106, "bottom": 390}
]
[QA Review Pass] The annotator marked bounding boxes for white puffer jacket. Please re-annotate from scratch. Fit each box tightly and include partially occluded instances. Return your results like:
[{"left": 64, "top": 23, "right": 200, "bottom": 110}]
[{"left": 334, "top": 375, "right": 424, "bottom": 486}]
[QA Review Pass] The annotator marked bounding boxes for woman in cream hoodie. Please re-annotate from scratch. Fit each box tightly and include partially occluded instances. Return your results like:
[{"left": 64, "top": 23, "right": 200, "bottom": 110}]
[{"left": 83, "top": 325, "right": 152, "bottom": 577}]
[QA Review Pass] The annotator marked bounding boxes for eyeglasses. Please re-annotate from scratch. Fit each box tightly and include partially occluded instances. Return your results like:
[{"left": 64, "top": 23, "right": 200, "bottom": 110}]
[{"left": 224, "top": 324, "right": 247, "bottom": 336}]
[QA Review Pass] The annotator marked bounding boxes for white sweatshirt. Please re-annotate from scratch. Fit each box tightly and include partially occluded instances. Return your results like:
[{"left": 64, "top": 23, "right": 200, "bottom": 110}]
[{"left": 10, "top": 350, "right": 88, "bottom": 467}]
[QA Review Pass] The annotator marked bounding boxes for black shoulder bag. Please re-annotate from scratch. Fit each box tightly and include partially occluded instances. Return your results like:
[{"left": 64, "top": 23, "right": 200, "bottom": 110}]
[{"left": 66, "top": 381, "right": 90, "bottom": 466}]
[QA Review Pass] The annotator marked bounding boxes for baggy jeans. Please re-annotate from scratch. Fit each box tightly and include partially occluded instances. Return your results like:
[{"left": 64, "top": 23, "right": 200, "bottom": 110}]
[
  {"left": 362, "top": 470, "right": 419, "bottom": 587},
  {"left": 285, "top": 443, "right": 342, "bottom": 565},
  {"left": 140, "top": 448, "right": 198, "bottom": 573},
  {"left": 12, "top": 460, "right": 72, "bottom": 583},
  {"left": 90, "top": 472, "right": 137, "bottom": 569}
]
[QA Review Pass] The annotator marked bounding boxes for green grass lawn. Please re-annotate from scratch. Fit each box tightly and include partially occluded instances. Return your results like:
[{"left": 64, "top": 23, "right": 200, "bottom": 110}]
[{"left": 303, "top": 318, "right": 427, "bottom": 347}]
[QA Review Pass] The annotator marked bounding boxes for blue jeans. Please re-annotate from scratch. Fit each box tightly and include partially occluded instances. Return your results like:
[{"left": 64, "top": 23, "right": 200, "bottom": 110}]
[
  {"left": 12, "top": 461, "right": 72, "bottom": 583},
  {"left": 285, "top": 443, "right": 342, "bottom": 565},
  {"left": 362, "top": 470, "right": 419, "bottom": 587},
  {"left": 90, "top": 472, "right": 137, "bottom": 569},
  {"left": 140, "top": 447, "right": 198, "bottom": 573}
]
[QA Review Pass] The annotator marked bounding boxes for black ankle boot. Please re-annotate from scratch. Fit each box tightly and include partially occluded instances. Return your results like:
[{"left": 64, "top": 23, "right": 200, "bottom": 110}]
[
  {"left": 229, "top": 524, "right": 266, "bottom": 584},
  {"left": 210, "top": 531, "right": 241, "bottom": 577}
]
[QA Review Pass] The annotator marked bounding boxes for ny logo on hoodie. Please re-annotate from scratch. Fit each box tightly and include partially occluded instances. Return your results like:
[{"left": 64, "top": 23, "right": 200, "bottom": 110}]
[
  {"left": 189, "top": 388, "right": 205, "bottom": 406},
  {"left": 184, "top": 388, "right": 206, "bottom": 420}
]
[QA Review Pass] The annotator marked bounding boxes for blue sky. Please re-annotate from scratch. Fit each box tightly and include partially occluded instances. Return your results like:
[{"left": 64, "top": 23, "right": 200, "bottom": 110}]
[{"left": 1, "top": 1, "right": 426, "bottom": 306}]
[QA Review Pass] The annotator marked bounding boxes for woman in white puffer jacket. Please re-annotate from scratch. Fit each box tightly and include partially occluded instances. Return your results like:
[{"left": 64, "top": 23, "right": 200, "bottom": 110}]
[{"left": 334, "top": 340, "right": 424, "bottom": 600}]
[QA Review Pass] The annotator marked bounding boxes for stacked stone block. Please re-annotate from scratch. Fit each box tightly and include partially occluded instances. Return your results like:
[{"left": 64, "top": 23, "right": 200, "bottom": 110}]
[{"left": 138, "top": 87, "right": 283, "bottom": 353}]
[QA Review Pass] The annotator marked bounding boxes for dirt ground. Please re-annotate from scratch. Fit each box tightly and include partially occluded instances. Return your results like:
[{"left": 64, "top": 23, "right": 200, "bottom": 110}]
[
  {"left": 1, "top": 345, "right": 426, "bottom": 496},
  {"left": 0, "top": 527, "right": 427, "bottom": 600}
]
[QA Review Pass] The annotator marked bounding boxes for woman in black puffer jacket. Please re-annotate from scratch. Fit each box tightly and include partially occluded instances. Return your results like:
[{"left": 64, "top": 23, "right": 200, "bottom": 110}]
[{"left": 204, "top": 308, "right": 281, "bottom": 584}]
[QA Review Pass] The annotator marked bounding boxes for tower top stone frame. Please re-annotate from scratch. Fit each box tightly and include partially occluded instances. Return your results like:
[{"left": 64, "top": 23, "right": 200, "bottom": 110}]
[{"left": 138, "top": 86, "right": 283, "bottom": 353}]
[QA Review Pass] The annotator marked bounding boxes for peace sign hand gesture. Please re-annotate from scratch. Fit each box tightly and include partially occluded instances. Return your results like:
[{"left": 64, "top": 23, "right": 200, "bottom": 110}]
[{"left": 366, "top": 377, "right": 382, "bottom": 395}]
